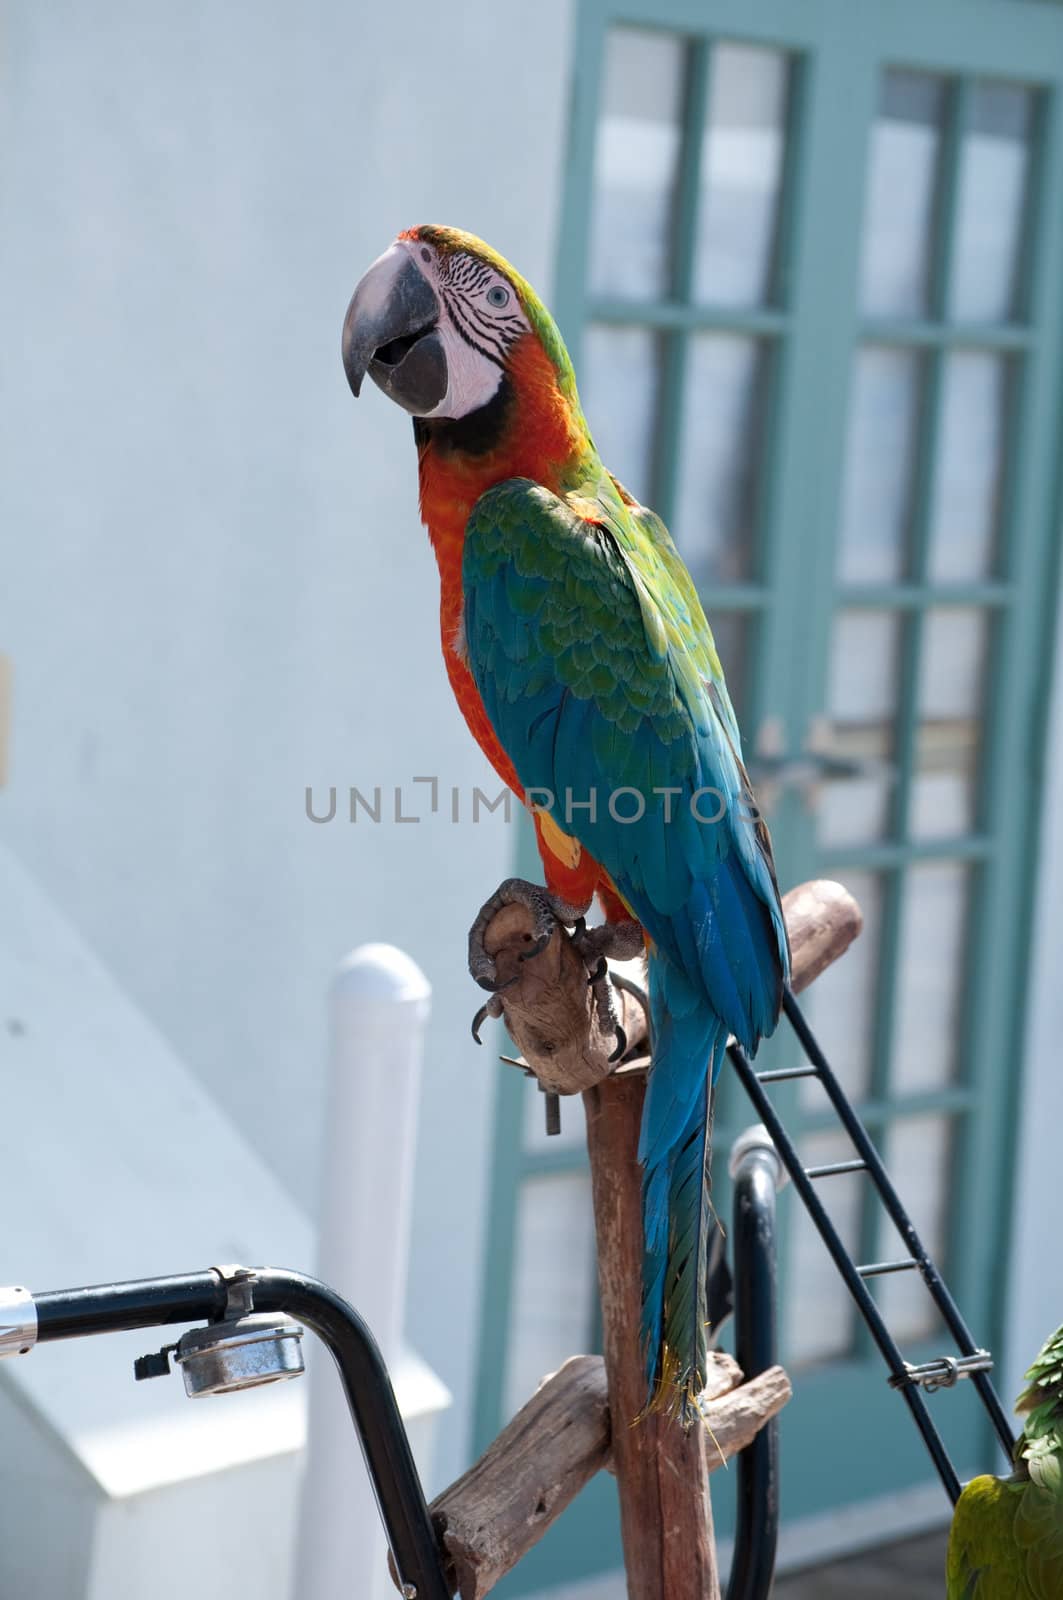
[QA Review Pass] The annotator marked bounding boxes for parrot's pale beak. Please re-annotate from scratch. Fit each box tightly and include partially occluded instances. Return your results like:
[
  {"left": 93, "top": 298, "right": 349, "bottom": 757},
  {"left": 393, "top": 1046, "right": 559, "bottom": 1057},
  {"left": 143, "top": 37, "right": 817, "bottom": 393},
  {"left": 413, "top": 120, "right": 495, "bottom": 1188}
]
[{"left": 341, "top": 244, "right": 446, "bottom": 416}]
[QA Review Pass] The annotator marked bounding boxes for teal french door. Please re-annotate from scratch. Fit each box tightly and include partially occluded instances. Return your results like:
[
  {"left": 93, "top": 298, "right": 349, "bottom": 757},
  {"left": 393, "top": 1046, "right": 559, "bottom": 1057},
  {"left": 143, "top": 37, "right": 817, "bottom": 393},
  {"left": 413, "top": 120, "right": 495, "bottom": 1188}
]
[{"left": 475, "top": 2, "right": 1063, "bottom": 1591}]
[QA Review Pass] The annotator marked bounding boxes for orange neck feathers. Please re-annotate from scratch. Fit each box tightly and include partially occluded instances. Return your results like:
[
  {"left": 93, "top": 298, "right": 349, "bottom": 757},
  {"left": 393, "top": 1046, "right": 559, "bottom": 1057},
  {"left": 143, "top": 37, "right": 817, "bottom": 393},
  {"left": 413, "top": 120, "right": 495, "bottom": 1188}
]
[{"left": 417, "top": 333, "right": 586, "bottom": 589}]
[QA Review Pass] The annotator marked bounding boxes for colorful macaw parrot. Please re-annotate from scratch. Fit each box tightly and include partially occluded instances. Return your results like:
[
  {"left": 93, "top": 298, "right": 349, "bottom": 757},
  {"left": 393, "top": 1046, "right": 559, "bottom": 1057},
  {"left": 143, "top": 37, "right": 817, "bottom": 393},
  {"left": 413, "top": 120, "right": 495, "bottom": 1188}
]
[
  {"left": 947, "top": 1324, "right": 1063, "bottom": 1598},
  {"left": 341, "top": 226, "right": 789, "bottom": 1421}
]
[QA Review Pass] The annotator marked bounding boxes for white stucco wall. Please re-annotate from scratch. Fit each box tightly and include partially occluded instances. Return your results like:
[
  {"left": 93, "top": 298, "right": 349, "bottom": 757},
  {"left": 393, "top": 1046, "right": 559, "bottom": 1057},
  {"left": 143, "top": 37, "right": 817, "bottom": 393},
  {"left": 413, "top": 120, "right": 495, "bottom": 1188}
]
[{"left": 0, "top": 0, "right": 575, "bottom": 1483}]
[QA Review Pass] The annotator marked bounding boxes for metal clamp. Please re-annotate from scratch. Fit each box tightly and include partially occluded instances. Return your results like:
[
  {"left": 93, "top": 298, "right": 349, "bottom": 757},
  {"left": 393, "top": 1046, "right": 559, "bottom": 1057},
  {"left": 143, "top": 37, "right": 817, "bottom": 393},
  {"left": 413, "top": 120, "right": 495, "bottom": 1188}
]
[
  {"left": 213, "top": 1264, "right": 257, "bottom": 1319},
  {"left": 889, "top": 1350, "right": 994, "bottom": 1394},
  {"left": 0, "top": 1286, "right": 36, "bottom": 1358}
]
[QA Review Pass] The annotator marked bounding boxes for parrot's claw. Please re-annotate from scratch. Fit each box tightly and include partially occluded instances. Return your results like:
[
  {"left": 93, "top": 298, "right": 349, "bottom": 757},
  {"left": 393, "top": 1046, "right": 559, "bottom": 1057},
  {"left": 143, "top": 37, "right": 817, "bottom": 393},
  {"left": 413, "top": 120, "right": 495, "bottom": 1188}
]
[
  {"left": 519, "top": 932, "right": 553, "bottom": 963},
  {"left": 471, "top": 969, "right": 521, "bottom": 996},
  {"left": 587, "top": 961, "right": 628, "bottom": 1060},
  {"left": 471, "top": 994, "right": 505, "bottom": 1045},
  {"left": 467, "top": 877, "right": 582, "bottom": 992},
  {"left": 573, "top": 920, "right": 643, "bottom": 1063}
]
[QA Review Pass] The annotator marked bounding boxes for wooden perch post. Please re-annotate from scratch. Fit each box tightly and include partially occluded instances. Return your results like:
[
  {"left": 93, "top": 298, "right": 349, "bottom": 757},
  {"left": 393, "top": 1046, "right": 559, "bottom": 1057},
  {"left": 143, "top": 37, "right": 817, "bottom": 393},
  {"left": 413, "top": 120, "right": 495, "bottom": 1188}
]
[
  {"left": 499, "top": 880, "right": 859, "bottom": 1597},
  {"left": 405, "top": 880, "right": 860, "bottom": 1598}
]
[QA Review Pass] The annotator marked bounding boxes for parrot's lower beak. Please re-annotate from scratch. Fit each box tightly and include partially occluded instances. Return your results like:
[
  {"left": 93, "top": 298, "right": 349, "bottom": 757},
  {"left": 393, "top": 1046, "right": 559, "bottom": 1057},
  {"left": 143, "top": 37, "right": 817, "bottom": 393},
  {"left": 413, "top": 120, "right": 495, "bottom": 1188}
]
[{"left": 341, "top": 244, "right": 447, "bottom": 416}]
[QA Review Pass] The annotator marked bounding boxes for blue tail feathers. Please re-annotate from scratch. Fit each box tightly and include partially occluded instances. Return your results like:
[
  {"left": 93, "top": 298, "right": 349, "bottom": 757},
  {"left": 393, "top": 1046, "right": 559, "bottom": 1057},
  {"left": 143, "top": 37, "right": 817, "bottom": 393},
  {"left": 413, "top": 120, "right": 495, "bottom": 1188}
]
[{"left": 638, "top": 951, "right": 729, "bottom": 1420}]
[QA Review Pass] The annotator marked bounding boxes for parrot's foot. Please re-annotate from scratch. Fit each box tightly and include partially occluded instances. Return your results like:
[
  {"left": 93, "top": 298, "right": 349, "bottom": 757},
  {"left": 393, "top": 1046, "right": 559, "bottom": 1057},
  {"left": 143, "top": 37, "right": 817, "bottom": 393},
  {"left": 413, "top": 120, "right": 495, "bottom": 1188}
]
[
  {"left": 467, "top": 877, "right": 584, "bottom": 992},
  {"left": 569, "top": 917, "right": 645, "bottom": 967},
  {"left": 467, "top": 882, "right": 643, "bottom": 1064},
  {"left": 571, "top": 919, "right": 644, "bottom": 1065}
]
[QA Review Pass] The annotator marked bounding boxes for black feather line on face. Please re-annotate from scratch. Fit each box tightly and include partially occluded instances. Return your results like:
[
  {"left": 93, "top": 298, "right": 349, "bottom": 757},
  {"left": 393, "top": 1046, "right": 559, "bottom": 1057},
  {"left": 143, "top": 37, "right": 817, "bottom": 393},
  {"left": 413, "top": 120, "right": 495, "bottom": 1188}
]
[
  {"left": 459, "top": 298, "right": 513, "bottom": 340},
  {"left": 443, "top": 288, "right": 508, "bottom": 367},
  {"left": 414, "top": 372, "right": 514, "bottom": 457}
]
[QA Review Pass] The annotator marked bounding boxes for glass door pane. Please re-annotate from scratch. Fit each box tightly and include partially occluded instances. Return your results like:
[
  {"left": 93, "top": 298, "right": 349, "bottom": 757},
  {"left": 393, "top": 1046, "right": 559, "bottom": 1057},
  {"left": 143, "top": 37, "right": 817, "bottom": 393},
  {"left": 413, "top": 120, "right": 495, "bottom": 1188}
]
[
  {"left": 588, "top": 29, "right": 686, "bottom": 301},
  {"left": 859, "top": 70, "right": 947, "bottom": 319},
  {"left": 950, "top": 83, "right": 1035, "bottom": 321},
  {"left": 694, "top": 44, "right": 793, "bottom": 306},
  {"left": 837, "top": 346, "right": 924, "bottom": 585},
  {"left": 674, "top": 334, "right": 773, "bottom": 587}
]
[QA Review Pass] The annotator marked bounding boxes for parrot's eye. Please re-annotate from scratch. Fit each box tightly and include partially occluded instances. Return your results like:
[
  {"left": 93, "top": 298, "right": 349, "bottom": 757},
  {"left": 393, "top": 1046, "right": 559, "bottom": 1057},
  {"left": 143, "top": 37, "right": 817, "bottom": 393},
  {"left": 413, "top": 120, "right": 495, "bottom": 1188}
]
[{"left": 486, "top": 285, "right": 510, "bottom": 308}]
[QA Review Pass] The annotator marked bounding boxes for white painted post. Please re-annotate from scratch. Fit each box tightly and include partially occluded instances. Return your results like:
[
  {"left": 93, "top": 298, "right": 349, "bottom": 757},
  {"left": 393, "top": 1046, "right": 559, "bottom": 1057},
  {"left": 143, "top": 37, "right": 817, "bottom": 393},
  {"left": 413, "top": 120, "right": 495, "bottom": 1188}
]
[{"left": 293, "top": 944, "right": 432, "bottom": 1600}]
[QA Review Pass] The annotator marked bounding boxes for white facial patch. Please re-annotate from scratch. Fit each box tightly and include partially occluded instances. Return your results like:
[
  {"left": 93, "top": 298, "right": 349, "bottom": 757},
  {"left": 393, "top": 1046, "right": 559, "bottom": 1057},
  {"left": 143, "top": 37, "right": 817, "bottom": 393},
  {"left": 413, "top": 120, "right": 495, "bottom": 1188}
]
[
  {"left": 400, "top": 239, "right": 531, "bottom": 421},
  {"left": 429, "top": 329, "right": 507, "bottom": 419}
]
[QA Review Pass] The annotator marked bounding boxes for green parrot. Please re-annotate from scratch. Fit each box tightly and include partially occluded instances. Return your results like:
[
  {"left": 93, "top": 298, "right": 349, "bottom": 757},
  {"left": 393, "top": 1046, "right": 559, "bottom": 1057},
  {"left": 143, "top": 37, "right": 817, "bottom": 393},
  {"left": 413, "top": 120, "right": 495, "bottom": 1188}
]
[{"left": 947, "top": 1323, "right": 1063, "bottom": 1597}]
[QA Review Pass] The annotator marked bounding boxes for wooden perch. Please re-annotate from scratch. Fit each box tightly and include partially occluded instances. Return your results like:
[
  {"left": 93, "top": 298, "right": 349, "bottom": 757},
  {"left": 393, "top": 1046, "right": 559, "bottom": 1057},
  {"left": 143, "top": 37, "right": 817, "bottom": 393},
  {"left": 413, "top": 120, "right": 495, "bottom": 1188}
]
[
  {"left": 484, "top": 878, "right": 862, "bottom": 1093},
  {"left": 423, "top": 1355, "right": 610, "bottom": 1600},
  {"left": 405, "top": 1353, "right": 790, "bottom": 1599}
]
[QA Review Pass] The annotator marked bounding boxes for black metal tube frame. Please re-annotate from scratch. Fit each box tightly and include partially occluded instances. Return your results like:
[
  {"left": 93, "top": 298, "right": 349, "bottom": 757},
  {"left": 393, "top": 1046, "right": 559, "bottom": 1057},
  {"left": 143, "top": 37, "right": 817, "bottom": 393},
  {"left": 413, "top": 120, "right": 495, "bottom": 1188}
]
[
  {"left": 33, "top": 1267, "right": 451, "bottom": 1600},
  {"left": 726, "top": 1144, "right": 782, "bottom": 1600},
  {"left": 725, "top": 985, "right": 1016, "bottom": 1508}
]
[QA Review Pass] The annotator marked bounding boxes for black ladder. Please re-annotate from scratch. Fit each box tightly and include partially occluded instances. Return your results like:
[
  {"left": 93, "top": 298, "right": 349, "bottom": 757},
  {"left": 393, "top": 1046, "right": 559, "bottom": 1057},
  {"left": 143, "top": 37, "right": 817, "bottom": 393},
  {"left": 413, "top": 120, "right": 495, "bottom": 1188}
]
[{"left": 728, "top": 985, "right": 1016, "bottom": 1505}]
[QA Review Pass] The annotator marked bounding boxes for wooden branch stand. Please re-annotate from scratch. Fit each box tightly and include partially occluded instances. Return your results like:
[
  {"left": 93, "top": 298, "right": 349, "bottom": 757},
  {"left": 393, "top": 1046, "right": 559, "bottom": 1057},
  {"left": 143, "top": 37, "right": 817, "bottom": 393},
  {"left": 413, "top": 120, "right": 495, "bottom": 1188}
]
[{"left": 396, "top": 881, "right": 862, "bottom": 1599}]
